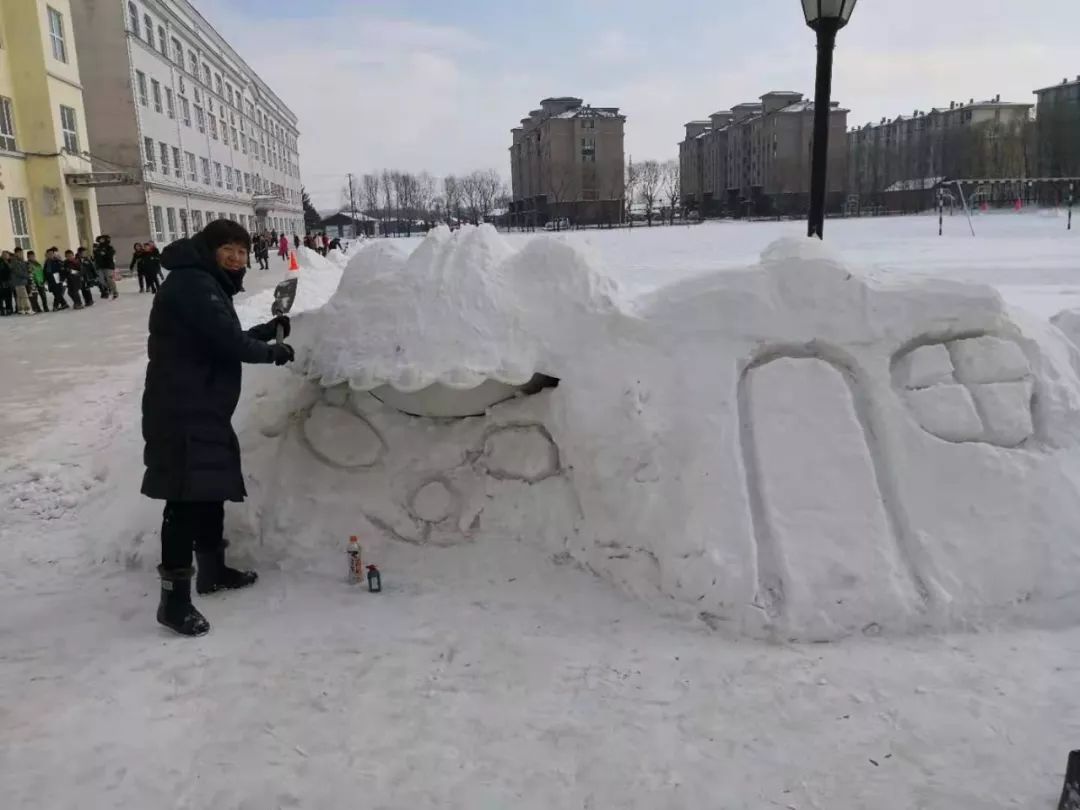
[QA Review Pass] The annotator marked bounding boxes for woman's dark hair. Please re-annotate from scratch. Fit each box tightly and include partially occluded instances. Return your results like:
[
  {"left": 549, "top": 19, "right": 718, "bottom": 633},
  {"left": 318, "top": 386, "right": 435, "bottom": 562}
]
[{"left": 201, "top": 218, "right": 251, "bottom": 252}]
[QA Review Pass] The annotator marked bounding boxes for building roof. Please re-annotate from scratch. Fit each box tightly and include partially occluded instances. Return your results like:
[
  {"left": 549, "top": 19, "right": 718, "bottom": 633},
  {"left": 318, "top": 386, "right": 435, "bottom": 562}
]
[
  {"left": 778, "top": 101, "right": 850, "bottom": 114},
  {"left": 1035, "top": 76, "right": 1080, "bottom": 94},
  {"left": 553, "top": 106, "right": 623, "bottom": 119},
  {"left": 884, "top": 177, "right": 944, "bottom": 192},
  {"left": 760, "top": 91, "right": 803, "bottom": 98},
  {"left": 320, "top": 209, "right": 377, "bottom": 223}
]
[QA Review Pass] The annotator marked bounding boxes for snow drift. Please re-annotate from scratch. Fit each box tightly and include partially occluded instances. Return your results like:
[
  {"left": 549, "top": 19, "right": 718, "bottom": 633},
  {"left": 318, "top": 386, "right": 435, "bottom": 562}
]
[{"left": 108, "top": 226, "right": 1080, "bottom": 641}]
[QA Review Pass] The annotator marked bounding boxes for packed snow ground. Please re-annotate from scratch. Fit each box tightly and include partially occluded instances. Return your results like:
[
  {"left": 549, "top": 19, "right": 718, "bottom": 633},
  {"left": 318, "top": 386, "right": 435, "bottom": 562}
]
[{"left": 2, "top": 216, "right": 1079, "bottom": 809}]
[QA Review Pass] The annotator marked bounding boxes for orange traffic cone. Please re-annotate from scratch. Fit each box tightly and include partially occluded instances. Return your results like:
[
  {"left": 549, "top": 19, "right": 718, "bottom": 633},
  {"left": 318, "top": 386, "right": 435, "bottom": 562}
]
[{"left": 288, "top": 251, "right": 299, "bottom": 272}]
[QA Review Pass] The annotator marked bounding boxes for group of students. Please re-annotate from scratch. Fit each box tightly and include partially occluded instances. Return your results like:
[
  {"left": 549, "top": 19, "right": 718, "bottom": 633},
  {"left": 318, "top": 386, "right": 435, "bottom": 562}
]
[
  {"left": 128, "top": 242, "right": 165, "bottom": 293},
  {"left": 0, "top": 235, "right": 124, "bottom": 316}
]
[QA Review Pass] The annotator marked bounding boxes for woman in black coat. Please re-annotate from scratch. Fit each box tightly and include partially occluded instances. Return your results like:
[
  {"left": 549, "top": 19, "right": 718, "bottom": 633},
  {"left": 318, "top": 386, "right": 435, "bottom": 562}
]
[{"left": 143, "top": 219, "right": 295, "bottom": 636}]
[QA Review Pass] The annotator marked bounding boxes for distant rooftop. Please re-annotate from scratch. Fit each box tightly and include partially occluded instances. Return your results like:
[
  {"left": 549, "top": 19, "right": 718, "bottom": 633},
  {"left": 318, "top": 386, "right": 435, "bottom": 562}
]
[{"left": 1034, "top": 76, "right": 1080, "bottom": 94}]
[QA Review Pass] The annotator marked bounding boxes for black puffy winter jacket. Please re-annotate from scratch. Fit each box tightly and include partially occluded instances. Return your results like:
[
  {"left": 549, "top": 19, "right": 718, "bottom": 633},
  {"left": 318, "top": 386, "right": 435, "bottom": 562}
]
[{"left": 141, "top": 236, "right": 278, "bottom": 502}]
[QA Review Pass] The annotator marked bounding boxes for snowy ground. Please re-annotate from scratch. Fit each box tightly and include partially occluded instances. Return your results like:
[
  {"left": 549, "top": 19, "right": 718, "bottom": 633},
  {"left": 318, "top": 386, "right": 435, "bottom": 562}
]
[{"left": 2, "top": 218, "right": 1079, "bottom": 809}]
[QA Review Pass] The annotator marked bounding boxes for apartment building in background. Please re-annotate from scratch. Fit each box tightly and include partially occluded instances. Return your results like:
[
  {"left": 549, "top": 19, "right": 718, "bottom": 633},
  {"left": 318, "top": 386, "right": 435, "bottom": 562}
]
[
  {"left": 0, "top": 0, "right": 101, "bottom": 252},
  {"left": 509, "top": 97, "right": 625, "bottom": 227},
  {"left": 1035, "top": 76, "right": 1080, "bottom": 177},
  {"left": 679, "top": 91, "right": 848, "bottom": 217},
  {"left": 69, "top": 0, "right": 302, "bottom": 250},
  {"left": 847, "top": 95, "right": 1034, "bottom": 206}
]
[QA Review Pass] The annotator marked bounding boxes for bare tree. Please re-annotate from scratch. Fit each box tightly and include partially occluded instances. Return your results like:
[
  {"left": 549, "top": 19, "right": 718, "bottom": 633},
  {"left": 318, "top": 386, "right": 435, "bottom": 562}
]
[
  {"left": 638, "top": 160, "right": 662, "bottom": 226},
  {"left": 474, "top": 169, "right": 503, "bottom": 225},
  {"left": 361, "top": 173, "right": 380, "bottom": 222},
  {"left": 443, "top": 175, "right": 462, "bottom": 225},
  {"left": 380, "top": 169, "right": 395, "bottom": 235},
  {"left": 661, "top": 159, "right": 681, "bottom": 224},
  {"left": 545, "top": 163, "right": 575, "bottom": 229},
  {"left": 414, "top": 172, "right": 436, "bottom": 227},
  {"left": 461, "top": 171, "right": 483, "bottom": 225},
  {"left": 624, "top": 158, "right": 640, "bottom": 227}
]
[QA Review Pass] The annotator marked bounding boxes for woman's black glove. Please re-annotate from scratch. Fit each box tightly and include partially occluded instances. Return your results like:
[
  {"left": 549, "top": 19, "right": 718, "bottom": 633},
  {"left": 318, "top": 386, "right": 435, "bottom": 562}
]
[
  {"left": 248, "top": 315, "right": 291, "bottom": 342},
  {"left": 269, "top": 343, "right": 295, "bottom": 366}
]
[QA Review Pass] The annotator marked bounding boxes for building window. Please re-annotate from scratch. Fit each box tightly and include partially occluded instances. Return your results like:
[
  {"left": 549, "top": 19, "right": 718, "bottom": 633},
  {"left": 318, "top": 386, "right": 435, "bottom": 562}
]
[
  {"left": 152, "top": 206, "right": 164, "bottom": 242},
  {"left": 214, "top": 162, "right": 222, "bottom": 187},
  {"left": 179, "top": 208, "right": 188, "bottom": 237},
  {"left": 9, "top": 198, "right": 31, "bottom": 249},
  {"left": 128, "top": 2, "right": 140, "bottom": 36},
  {"left": 180, "top": 96, "right": 190, "bottom": 126},
  {"left": 59, "top": 105, "right": 78, "bottom": 152},
  {"left": 209, "top": 113, "right": 217, "bottom": 140},
  {"left": 171, "top": 37, "right": 182, "bottom": 64},
  {"left": 194, "top": 105, "right": 204, "bottom": 133},
  {"left": 143, "top": 136, "right": 155, "bottom": 170},
  {"left": 185, "top": 151, "right": 196, "bottom": 181},
  {"left": 225, "top": 167, "right": 234, "bottom": 190},
  {"left": 151, "top": 79, "right": 161, "bottom": 113},
  {"left": 135, "top": 71, "right": 147, "bottom": 106},
  {"left": 243, "top": 172, "right": 251, "bottom": 193},
  {"left": 166, "top": 207, "right": 177, "bottom": 240},
  {"left": 202, "top": 64, "right": 211, "bottom": 87},
  {"left": 231, "top": 127, "right": 239, "bottom": 150},
  {"left": 188, "top": 51, "right": 198, "bottom": 75},
  {"left": 157, "top": 26, "right": 166, "bottom": 54},
  {"left": 165, "top": 87, "right": 175, "bottom": 119},
  {"left": 172, "top": 146, "right": 181, "bottom": 176},
  {"left": 0, "top": 97, "right": 16, "bottom": 151},
  {"left": 191, "top": 209, "right": 203, "bottom": 230},
  {"left": 159, "top": 142, "right": 169, "bottom": 175},
  {"left": 214, "top": 74, "right": 222, "bottom": 96},
  {"left": 47, "top": 7, "right": 67, "bottom": 62}
]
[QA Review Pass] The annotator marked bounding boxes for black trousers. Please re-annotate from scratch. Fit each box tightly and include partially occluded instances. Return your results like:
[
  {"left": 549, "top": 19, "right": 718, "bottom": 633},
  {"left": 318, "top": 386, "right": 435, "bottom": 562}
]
[
  {"left": 0, "top": 287, "right": 12, "bottom": 315},
  {"left": 161, "top": 501, "right": 225, "bottom": 571}
]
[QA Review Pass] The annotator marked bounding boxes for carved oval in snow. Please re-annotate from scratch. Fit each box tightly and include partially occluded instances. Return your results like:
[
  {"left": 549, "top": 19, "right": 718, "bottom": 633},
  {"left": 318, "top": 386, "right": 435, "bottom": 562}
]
[
  {"left": 302, "top": 403, "right": 384, "bottom": 468},
  {"left": 481, "top": 425, "right": 559, "bottom": 482},
  {"left": 410, "top": 479, "right": 457, "bottom": 523}
]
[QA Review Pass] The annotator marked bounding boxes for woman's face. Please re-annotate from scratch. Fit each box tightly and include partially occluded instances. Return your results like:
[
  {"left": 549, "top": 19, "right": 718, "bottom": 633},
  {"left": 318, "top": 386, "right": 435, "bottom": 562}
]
[{"left": 215, "top": 243, "right": 248, "bottom": 272}]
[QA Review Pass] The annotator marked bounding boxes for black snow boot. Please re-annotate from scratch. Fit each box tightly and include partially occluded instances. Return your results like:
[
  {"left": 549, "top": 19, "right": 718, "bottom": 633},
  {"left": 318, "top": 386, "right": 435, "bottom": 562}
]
[
  {"left": 157, "top": 567, "right": 210, "bottom": 637},
  {"left": 196, "top": 541, "right": 258, "bottom": 595}
]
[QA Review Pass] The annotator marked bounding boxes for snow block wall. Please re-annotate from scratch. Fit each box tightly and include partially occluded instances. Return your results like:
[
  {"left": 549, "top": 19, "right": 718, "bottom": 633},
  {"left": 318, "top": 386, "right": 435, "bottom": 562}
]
[{"left": 175, "top": 228, "right": 1080, "bottom": 641}]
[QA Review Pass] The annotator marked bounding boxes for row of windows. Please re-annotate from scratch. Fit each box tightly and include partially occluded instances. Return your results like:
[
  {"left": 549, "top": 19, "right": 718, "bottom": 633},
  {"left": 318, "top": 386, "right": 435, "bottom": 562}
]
[
  {"left": 127, "top": 3, "right": 299, "bottom": 154},
  {"left": 134, "top": 69, "right": 300, "bottom": 179},
  {"left": 140, "top": 136, "right": 298, "bottom": 204},
  {"left": 149, "top": 206, "right": 299, "bottom": 244},
  {"left": 0, "top": 95, "right": 79, "bottom": 154}
]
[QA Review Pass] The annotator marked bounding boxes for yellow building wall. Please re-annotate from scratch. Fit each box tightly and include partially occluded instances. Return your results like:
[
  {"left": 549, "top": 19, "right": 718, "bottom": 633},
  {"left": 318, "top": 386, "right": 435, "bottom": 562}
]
[{"left": 0, "top": 0, "right": 99, "bottom": 253}]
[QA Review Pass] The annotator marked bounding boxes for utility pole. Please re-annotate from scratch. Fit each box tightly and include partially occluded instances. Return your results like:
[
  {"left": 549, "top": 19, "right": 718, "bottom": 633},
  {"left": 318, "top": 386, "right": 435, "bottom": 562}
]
[{"left": 347, "top": 173, "right": 358, "bottom": 238}]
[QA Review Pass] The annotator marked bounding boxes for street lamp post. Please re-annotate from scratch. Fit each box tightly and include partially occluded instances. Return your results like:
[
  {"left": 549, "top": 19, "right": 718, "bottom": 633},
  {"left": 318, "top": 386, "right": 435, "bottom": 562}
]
[{"left": 802, "top": 0, "right": 858, "bottom": 239}]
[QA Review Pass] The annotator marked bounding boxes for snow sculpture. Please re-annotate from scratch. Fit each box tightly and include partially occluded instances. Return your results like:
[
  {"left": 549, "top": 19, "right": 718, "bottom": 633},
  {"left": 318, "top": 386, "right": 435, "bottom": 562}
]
[{"left": 238, "top": 227, "right": 1080, "bottom": 642}]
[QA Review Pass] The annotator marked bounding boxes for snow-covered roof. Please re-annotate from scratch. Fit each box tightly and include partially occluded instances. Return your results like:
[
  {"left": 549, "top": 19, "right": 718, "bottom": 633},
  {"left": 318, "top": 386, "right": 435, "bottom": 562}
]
[
  {"left": 1035, "top": 76, "right": 1080, "bottom": 94},
  {"left": 883, "top": 177, "right": 944, "bottom": 192},
  {"left": 553, "top": 106, "right": 623, "bottom": 120}
]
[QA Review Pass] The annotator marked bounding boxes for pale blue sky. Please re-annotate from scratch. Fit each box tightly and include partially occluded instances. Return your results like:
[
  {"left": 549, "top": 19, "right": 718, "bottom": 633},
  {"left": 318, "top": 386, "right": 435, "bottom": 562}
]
[{"left": 199, "top": 0, "right": 1080, "bottom": 207}]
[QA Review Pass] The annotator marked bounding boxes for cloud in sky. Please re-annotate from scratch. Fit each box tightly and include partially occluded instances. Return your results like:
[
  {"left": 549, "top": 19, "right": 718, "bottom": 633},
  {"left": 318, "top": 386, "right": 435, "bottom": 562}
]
[{"left": 198, "top": 0, "right": 1080, "bottom": 208}]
